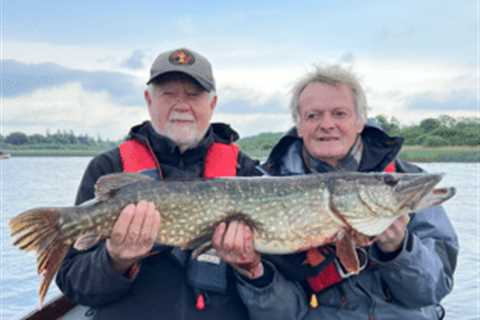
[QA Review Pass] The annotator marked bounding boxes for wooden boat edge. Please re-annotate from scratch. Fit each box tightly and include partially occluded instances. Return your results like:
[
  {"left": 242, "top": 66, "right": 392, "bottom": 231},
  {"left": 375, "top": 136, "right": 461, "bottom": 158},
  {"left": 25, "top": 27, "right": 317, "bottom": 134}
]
[{"left": 21, "top": 295, "right": 77, "bottom": 320}]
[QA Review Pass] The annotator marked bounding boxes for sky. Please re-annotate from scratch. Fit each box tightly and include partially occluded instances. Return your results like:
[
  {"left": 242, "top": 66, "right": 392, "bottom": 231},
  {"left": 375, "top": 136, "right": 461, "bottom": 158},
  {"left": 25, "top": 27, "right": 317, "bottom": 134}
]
[{"left": 1, "top": 0, "right": 478, "bottom": 140}]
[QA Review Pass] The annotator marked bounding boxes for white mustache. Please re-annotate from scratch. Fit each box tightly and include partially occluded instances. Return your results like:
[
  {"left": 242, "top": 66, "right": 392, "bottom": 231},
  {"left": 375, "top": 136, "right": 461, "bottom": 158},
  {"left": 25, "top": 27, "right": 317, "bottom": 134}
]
[{"left": 169, "top": 112, "right": 195, "bottom": 121}]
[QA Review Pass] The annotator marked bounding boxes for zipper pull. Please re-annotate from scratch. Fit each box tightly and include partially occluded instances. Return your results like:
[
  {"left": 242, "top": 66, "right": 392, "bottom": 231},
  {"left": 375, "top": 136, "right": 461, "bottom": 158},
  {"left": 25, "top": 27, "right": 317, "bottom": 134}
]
[
  {"left": 310, "top": 293, "right": 319, "bottom": 309},
  {"left": 195, "top": 292, "right": 206, "bottom": 311}
]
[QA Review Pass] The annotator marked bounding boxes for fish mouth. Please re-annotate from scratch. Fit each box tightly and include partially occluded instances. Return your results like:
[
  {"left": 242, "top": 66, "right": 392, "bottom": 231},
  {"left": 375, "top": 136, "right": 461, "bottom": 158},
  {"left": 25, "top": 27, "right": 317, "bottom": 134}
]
[{"left": 394, "top": 173, "right": 444, "bottom": 210}]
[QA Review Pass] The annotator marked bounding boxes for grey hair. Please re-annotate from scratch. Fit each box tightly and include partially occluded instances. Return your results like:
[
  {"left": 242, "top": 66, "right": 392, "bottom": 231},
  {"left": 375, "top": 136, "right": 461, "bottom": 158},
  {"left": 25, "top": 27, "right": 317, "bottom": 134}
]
[
  {"left": 289, "top": 65, "right": 368, "bottom": 124},
  {"left": 147, "top": 83, "right": 217, "bottom": 102}
]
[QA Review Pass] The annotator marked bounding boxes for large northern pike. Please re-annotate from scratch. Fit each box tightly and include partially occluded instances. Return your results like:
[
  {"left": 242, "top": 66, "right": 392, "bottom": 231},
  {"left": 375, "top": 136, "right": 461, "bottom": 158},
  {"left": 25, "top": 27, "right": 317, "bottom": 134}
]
[{"left": 10, "top": 172, "right": 455, "bottom": 304}]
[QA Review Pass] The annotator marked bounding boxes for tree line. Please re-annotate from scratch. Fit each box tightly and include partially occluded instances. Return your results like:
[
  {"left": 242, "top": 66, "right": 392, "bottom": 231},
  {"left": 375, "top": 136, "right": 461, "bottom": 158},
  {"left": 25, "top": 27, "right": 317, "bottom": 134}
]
[
  {"left": 237, "top": 115, "right": 479, "bottom": 157},
  {"left": 0, "top": 130, "right": 118, "bottom": 149},
  {"left": 373, "top": 115, "right": 479, "bottom": 146},
  {"left": 1, "top": 115, "right": 478, "bottom": 151}
]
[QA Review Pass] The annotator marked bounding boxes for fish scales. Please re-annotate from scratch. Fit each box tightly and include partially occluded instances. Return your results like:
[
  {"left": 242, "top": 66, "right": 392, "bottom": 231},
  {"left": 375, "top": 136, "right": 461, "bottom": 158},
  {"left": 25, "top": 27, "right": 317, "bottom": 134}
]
[
  {"left": 100, "top": 177, "right": 334, "bottom": 249},
  {"left": 9, "top": 171, "right": 455, "bottom": 304}
]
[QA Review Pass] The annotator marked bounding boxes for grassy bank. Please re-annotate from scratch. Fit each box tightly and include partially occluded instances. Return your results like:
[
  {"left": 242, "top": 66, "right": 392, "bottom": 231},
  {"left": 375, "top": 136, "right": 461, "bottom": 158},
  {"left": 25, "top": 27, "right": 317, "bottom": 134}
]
[
  {"left": 3, "top": 145, "right": 479, "bottom": 162},
  {"left": 238, "top": 144, "right": 479, "bottom": 162},
  {"left": 4, "top": 147, "right": 110, "bottom": 157},
  {"left": 399, "top": 146, "right": 480, "bottom": 162},
  {"left": 6, "top": 149, "right": 103, "bottom": 157}
]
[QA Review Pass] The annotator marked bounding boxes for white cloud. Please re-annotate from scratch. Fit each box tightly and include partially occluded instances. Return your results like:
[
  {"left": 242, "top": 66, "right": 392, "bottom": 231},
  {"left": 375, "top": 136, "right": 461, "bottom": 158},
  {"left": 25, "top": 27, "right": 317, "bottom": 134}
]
[
  {"left": 213, "top": 113, "right": 292, "bottom": 138},
  {"left": 6, "top": 41, "right": 120, "bottom": 71},
  {"left": 3, "top": 83, "right": 148, "bottom": 140},
  {"left": 5, "top": 41, "right": 152, "bottom": 79},
  {"left": 346, "top": 57, "right": 478, "bottom": 123},
  {"left": 3, "top": 40, "right": 477, "bottom": 139},
  {"left": 216, "top": 65, "right": 308, "bottom": 99}
]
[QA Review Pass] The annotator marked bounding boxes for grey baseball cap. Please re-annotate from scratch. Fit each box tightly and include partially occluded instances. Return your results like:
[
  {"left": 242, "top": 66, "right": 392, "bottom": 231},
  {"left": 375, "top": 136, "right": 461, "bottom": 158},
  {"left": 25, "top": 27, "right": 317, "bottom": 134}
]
[{"left": 147, "top": 48, "right": 216, "bottom": 92}]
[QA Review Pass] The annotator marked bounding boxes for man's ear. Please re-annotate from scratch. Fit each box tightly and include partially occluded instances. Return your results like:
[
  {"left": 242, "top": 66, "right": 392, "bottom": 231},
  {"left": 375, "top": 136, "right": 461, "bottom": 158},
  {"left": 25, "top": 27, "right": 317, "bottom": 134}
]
[
  {"left": 144, "top": 89, "right": 152, "bottom": 106},
  {"left": 355, "top": 117, "right": 365, "bottom": 134},
  {"left": 209, "top": 95, "right": 218, "bottom": 111}
]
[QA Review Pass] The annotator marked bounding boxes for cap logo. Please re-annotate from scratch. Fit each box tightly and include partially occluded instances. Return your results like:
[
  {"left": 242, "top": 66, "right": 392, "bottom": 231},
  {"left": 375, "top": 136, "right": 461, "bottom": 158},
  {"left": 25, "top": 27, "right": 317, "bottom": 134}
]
[{"left": 169, "top": 49, "right": 195, "bottom": 65}]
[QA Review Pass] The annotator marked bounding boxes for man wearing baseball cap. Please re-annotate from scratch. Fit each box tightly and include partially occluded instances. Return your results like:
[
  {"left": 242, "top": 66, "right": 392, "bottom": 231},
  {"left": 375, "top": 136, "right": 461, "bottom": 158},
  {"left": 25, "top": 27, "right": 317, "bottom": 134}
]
[{"left": 55, "top": 48, "right": 300, "bottom": 319}]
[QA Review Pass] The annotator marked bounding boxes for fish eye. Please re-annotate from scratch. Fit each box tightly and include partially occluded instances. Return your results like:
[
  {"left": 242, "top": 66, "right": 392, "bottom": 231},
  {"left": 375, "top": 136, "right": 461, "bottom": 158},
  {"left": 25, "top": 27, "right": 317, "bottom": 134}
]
[{"left": 383, "top": 174, "right": 399, "bottom": 187}]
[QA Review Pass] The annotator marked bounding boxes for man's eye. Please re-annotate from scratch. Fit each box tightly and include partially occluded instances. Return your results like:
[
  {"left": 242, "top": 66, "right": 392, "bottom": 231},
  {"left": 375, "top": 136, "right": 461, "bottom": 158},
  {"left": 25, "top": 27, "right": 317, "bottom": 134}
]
[
  {"left": 333, "top": 111, "right": 347, "bottom": 118},
  {"left": 187, "top": 92, "right": 200, "bottom": 97}
]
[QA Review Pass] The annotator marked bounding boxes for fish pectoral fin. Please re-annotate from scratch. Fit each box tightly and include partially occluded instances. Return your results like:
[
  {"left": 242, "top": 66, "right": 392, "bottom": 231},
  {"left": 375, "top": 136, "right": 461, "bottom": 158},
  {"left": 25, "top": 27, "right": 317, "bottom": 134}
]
[
  {"left": 335, "top": 231, "right": 360, "bottom": 274},
  {"left": 191, "top": 241, "right": 213, "bottom": 259},
  {"left": 184, "top": 233, "right": 213, "bottom": 253},
  {"left": 347, "top": 215, "right": 400, "bottom": 237},
  {"left": 186, "top": 213, "right": 261, "bottom": 258},
  {"left": 73, "top": 232, "right": 102, "bottom": 251},
  {"left": 95, "top": 173, "right": 155, "bottom": 200}
]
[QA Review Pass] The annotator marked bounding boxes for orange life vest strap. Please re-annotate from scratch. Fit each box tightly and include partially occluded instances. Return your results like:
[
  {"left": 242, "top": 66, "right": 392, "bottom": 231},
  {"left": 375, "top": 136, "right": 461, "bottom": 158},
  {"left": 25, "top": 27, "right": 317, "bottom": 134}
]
[
  {"left": 119, "top": 139, "right": 239, "bottom": 178},
  {"left": 384, "top": 161, "right": 396, "bottom": 173},
  {"left": 203, "top": 143, "right": 239, "bottom": 178},
  {"left": 119, "top": 140, "right": 157, "bottom": 173}
]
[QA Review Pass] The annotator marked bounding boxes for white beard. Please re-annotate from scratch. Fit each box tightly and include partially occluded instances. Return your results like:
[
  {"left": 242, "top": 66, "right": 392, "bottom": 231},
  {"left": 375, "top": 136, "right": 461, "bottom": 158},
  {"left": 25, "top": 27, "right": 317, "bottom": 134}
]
[{"left": 159, "top": 112, "right": 207, "bottom": 151}]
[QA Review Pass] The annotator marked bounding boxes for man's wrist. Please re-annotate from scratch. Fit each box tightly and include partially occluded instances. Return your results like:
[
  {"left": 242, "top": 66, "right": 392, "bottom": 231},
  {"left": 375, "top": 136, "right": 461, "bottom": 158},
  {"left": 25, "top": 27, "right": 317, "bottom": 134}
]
[
  {"left": 377, "top": 237, "right": 404, "bottom": 253},
  {"left": 234, "top": 261, "right": 264, "bottom": 279},
  {"left": 111, "top": 259, "right": 135, "bottom": 274},
  {"left": 107, "top": 250, "right": 136, "bottom": 274}
]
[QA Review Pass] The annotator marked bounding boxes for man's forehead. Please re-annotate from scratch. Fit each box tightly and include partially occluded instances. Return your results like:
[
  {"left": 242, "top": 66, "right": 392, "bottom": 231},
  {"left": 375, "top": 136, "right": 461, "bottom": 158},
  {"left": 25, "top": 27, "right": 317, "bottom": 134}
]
[
  {"left": 301, "top": 82, "right": 352, "bottom": 97},
  {"left": 299, "top": 83, "right": 354, "bottom": 107}
]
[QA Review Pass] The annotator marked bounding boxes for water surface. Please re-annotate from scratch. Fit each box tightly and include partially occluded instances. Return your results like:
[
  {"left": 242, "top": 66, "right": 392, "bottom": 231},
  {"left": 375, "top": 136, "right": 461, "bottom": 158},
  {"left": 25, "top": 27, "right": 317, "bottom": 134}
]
[{"left": 0, "top": 158, "right": 478, "bottom": 319}]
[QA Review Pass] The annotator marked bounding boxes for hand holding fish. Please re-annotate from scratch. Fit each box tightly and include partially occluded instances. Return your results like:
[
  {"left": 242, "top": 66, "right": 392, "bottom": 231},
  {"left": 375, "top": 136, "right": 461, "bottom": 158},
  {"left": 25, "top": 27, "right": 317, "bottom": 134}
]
[
  {"left": 375, "top": 214, "right": 410, "bottom": 253},
  {"left": 106, "top": 201, "right": 161, "bottom": 273},
  {"left": 212, "top": 221, "right": 263, "bottom": 279}
]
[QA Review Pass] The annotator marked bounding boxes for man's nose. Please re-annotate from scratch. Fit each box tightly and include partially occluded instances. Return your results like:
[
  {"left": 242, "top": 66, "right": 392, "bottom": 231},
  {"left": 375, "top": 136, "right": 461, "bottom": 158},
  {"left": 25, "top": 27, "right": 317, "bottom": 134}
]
[
  {"left": 318, "top": 114, "right": 335, "bottom": 130},
  {"left": 176, "top": 90, "right": 196, "bottom": 103},
  {"left": 172, "top": 97, "right": 191, "bottom": 111}
]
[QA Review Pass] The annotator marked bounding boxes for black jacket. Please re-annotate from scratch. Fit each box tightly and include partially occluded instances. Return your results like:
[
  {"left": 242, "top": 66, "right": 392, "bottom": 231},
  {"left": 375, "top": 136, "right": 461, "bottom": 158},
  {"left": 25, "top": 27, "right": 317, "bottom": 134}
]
[{"left": 55, "top": 122, "right": 261, "bottom": 320}]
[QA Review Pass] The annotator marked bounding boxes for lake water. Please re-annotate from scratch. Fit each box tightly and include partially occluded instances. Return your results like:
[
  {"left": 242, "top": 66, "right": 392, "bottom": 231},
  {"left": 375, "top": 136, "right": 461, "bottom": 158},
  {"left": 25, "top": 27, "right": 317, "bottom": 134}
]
[{"left": 0, "top": 158, "right": 478, "bottom": 319}]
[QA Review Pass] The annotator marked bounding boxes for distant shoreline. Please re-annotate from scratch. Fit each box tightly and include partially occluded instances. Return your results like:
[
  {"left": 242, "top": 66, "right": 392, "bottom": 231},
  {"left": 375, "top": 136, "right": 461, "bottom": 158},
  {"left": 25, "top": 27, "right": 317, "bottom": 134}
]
[{"left": 4, "top": 145, "right": 479, "bottom": 162}]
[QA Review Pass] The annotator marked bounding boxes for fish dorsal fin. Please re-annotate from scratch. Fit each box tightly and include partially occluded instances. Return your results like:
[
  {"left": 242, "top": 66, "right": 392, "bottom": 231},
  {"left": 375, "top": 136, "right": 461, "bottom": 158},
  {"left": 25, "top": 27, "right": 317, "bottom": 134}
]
[{"left": 95, "top": 173, "right": 154, "bottom": 200}]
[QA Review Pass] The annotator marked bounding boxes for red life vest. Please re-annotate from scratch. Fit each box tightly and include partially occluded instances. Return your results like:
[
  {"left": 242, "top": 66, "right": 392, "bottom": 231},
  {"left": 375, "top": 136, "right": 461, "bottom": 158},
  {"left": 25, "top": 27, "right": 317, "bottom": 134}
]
[
  {"left": 118, "top": 139, "right": 239, "bottom": 178},
  {"left": 117, "top": 139, "right": 239, "bottom": 281},
  {"left": 307, "top": 161, "right": 397, "bottom": 293}
]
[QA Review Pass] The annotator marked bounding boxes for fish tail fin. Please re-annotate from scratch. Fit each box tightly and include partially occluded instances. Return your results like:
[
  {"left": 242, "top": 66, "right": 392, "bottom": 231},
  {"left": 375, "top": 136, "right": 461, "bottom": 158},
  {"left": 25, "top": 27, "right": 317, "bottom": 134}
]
[{"left": 9, "top": 207, "right": 71, "bottom": 306}]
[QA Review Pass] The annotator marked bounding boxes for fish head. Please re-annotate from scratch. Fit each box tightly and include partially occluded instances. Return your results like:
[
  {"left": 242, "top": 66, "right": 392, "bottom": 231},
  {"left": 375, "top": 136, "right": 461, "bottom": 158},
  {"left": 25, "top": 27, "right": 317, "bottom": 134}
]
[
  {"left": 329, "top": 172, "right": 455, "bottom": 219},
  {"left": 389, "top": 173, "right": 456, "bottom": 212},
  {"left": 326, "top": 172, "right": 455, "bottom": 236}
]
